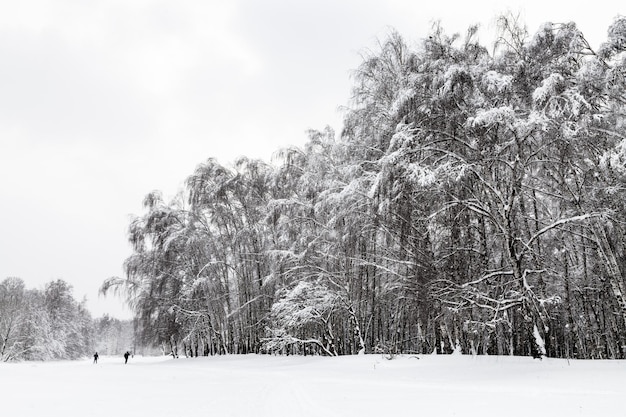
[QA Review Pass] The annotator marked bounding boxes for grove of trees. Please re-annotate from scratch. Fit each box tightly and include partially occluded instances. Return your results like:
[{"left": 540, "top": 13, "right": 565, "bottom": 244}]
[
  {"left": 94, "top": 315, "right": 159, "bottom": 356},
  {"left": 102, "top": 16, "right": 626, "bottom": 359},
  {"left": 0, "top": 278, "right": 94, "bottom": 361}
]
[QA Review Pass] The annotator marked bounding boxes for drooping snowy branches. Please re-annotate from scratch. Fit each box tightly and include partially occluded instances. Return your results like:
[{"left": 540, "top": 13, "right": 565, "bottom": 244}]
[{"left": 102, "top": 15, "right": 626, "bottom": 359}]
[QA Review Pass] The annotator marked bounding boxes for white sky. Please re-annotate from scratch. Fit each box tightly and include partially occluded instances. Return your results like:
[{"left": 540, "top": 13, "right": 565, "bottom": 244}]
[{"left": 0, "top": 0, "right": 621, "bottom": 319}]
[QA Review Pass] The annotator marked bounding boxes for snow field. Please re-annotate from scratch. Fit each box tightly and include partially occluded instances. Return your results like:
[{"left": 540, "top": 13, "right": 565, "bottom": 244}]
[{"left": 0, "top": 354, "right": 624, "bottom": 416}]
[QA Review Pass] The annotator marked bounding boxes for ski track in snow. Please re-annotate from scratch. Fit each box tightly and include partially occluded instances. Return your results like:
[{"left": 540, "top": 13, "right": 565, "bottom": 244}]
[{"left": 1, "top": 354, "right": 624, "bottom": 416}]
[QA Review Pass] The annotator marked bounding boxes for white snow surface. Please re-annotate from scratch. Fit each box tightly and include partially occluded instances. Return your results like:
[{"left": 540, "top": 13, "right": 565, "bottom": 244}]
[{"left": 1, "top": 354, "right": 624, "bottom": 416}]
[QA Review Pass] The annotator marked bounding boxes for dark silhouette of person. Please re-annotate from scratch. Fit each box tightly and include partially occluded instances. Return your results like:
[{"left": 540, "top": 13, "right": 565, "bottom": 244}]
[
  {"left": 124, "top": 351, "right": 130, "bottom": 364},
  {"left": 93, "top": 352, "right": 99, "bottom": 364}
]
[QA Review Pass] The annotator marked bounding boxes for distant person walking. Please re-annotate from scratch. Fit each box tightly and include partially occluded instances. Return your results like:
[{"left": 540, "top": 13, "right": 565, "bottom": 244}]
[
  {"left": 93, "top": 352, "right": 99, "bottom": 364},
  {"left": 124, "top": 351, "right": 130, "bottom": 364}
]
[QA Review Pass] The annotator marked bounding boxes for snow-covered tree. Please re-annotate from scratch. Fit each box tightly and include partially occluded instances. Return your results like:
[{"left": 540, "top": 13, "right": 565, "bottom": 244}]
[
  {"left": 265, "top": 280, "right": 340, "bottom": 356},
  {"left": 1, "top": 278, "right": 94, "bottom": 361}
]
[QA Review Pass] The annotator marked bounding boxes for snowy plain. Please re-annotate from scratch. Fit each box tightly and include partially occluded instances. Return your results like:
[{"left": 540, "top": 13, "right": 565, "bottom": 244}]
[{"left": 1, "top": 354, "right": 624, "bottom": 417}]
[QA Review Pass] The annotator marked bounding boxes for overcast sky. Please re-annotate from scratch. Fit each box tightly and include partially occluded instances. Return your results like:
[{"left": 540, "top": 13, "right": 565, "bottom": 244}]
[{"left": 0, "top": 0, "right": 621, "bottom": 319}]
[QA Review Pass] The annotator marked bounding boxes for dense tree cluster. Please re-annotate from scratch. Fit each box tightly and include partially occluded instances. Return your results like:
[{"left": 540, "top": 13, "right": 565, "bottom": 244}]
[
  {"left": 0, "top": 278, "right": 94, "bottom": 361},
  {"left": 103, "top": 17, "right": 626, "bottom": 359}
]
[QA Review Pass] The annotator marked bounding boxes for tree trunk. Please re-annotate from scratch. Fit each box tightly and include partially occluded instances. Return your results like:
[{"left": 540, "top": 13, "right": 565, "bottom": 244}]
[{"left": 592, "top": 221, "right": 626, "bottom": 327}]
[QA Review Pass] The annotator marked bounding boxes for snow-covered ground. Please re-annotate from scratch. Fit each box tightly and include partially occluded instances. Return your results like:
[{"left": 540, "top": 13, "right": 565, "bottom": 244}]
[{"left": 1, "top": 354, "right": 624, "bottom": 416}]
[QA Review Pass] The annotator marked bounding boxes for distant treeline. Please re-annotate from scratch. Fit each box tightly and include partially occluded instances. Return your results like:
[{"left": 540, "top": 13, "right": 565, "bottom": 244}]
[
  {"left": 0, "top": 277, "right": 146, "bottom": 361},
  {"left": 102, "top": 16, "right": 626, "bottom": 359}
]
